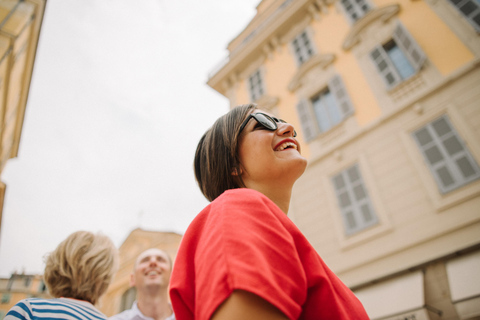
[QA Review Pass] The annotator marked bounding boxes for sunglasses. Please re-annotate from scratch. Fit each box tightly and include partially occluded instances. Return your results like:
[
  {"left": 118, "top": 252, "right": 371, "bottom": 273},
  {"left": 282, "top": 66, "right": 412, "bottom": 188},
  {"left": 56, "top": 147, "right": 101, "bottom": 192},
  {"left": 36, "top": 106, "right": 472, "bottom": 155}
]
[{"left": 238, "top": 112, "right": 297, "bottom": 137}]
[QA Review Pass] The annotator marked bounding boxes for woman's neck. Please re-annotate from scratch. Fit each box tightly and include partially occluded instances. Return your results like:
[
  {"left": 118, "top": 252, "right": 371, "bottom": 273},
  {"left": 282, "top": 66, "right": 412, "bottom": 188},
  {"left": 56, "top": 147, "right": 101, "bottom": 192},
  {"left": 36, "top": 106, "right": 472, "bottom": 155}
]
[{"left": 247, "top": 183, "right": 292, "bottom": 214}]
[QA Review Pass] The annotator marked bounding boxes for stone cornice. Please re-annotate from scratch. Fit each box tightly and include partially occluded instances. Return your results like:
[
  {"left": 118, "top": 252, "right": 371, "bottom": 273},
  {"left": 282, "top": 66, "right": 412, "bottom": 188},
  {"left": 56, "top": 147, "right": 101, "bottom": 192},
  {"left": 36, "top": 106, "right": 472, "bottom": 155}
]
[
  {"left": 254, "top": 95, "right": 280, "bottom": 111},
  {"left": 288, "top": 53, "right": 336, "bottom": 91},
  {"left": 207, "top": 0, "right": 315, "bottom": 94},
  {"left": 342, "top": 5, "right": 401, "bottom": 50}
]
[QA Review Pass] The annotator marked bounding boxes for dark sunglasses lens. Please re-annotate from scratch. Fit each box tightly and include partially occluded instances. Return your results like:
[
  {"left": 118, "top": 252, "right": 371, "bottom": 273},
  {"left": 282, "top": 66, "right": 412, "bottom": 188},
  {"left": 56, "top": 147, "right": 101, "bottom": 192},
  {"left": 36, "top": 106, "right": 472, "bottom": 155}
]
[{"left": 255, "top": 114, "right": 276, "bottom": 130}]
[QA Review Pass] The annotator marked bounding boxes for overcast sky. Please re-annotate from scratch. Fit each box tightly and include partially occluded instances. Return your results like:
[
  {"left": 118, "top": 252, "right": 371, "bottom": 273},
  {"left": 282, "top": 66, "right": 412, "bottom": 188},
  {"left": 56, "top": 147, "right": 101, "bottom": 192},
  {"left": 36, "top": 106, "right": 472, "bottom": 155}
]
[{"left": 0, "top": 0, "right": 260, "bottom": 277}]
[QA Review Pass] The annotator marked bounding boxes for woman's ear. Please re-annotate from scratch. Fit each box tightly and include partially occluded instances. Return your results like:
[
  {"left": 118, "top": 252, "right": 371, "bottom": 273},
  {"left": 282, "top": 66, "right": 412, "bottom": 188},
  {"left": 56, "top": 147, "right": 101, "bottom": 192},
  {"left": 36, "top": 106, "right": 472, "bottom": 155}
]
[{"left": 231, "top": 167, "right": 243, "bottom": 176}]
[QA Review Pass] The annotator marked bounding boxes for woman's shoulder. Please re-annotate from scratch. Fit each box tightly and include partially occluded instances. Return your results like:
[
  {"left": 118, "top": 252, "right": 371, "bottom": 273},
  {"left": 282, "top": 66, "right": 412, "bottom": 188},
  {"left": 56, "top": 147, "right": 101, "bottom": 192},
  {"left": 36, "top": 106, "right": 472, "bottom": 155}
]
[
  {"left": 208, "top": 188, "right": 285, "bottom": 222},
  {"left": 216, "top": 188, "right": 272, "bottom": 205}
]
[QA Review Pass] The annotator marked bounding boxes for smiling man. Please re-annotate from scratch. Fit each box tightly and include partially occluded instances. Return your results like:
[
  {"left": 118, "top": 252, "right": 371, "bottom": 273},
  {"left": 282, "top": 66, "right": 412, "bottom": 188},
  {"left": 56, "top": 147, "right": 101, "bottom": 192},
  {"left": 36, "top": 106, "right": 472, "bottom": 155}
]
[{"left": 110, "top": 248, "right": 175, "bottom": 320}]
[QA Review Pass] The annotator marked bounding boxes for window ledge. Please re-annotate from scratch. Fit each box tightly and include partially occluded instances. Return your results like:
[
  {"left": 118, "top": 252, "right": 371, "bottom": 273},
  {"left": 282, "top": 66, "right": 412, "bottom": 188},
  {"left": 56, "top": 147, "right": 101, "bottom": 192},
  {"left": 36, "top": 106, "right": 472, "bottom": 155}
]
[
  {"left": 388, "top": 73, "right": 427, "bottom": 102},
  {"left": 288, "top": 53, "right": 336, "bottom": 91},
  {"left": 314, "top": 117, "right": 347, "bottom": 145},
  {"left": 342, "top": 5, "right": 401, "bottom": 50},
  {"left": 339, "top": 222, "right": 393, "bottom": 251},
  {"left": 254, "top": 95, "right": 279, "bottom": 111}
]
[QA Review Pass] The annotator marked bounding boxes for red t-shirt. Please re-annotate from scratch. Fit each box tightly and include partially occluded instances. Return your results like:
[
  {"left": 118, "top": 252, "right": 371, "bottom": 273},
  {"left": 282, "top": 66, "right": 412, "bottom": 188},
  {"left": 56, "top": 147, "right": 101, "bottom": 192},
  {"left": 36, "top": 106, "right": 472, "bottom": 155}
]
[{"left": 169, "top": 188, "right": 369, "bottom": 320}]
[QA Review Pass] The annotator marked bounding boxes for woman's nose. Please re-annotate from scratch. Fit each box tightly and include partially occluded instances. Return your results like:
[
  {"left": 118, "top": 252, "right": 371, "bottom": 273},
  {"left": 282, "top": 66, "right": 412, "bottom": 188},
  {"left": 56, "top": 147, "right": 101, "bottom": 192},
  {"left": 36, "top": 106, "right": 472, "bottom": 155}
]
[{"left": 277, "top": 122, "right": 297, "bottom": 137}]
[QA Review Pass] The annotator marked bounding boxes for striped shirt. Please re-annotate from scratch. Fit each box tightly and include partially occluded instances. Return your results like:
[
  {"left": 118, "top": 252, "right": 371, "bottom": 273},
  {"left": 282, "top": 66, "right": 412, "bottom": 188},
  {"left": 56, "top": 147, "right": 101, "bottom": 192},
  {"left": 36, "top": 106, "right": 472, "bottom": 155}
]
[{"left": 5, "top": 297, "right": 107, "bottom": 320}]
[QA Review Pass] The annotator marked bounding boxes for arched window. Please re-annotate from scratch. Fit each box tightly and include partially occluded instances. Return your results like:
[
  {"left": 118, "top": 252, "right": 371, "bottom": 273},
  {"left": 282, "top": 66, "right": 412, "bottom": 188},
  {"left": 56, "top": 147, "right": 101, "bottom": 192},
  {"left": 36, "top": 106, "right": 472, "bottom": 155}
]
[{"left": 120, "top": 287, "right": 137, "bottom": 311}]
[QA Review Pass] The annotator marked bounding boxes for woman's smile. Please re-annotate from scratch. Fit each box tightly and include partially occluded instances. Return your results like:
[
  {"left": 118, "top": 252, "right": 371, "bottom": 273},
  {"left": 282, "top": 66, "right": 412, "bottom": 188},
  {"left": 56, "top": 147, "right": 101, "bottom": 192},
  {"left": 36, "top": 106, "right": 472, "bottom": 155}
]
[{"left": 274, "top": 138, "right": 299, "bottom": 152}]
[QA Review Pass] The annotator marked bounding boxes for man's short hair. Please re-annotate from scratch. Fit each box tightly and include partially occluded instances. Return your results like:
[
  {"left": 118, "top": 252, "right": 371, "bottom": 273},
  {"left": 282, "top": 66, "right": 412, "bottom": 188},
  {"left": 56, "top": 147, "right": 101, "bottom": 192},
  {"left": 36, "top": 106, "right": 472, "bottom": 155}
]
[{"left": 134, "top": 248, "right": 172, "bottom": 269}]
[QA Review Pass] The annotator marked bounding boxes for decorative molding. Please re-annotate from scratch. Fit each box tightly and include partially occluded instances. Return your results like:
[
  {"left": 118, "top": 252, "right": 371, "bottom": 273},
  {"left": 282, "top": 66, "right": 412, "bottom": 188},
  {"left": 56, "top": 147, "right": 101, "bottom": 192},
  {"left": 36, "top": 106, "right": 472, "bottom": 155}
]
[
  {"left": 390, "top": 73, "right": 426, "bottom": 103},
  {"left": 221, "top": 73, "right": 239, "bottom": 91},
  {"left": 308, "top": 3, "right": 321, "bottom": 20},
  {"left": 288, "top": 53, "right": 336, "bottom": 91},
  {"left": 413, "top": 103, "right": 423, "bottom": 114},
  {"left": 255, "top": 95, "right": 280, "bottom": 111},
  {"left": 221, "top": 80, "right": 229, "bottom": 91},
  {"left": 334, "top": 150, "right": 342, "bottom": 161},
  {"left": 280, "top": 15, "right": 312, "bottom": 45},
  {"left": 342, "top": 5, "right": 401, "bottom": 50},
  {"left": 271, "top": 36, "right": 281, "bottom": 53},
  {"left": 263, "top": 43, "right": 273, "bottom": 60}
]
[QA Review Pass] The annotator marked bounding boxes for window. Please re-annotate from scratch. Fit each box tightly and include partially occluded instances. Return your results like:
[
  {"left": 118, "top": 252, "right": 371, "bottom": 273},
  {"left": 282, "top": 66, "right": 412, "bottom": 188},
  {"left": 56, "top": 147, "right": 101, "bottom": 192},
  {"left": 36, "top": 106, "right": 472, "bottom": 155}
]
[
  {"left": 332, "top": 164, "right": 378, "bottom": 235},
  {"left": 447, "top": 0, "right": 480, "bottom": 32},
  {"left": 120, "top": 287, "right": 137, "bottom": 311},
  {"left": 383, "top": 40, "right": 415, "bottom": 79},
  {"left": 413, "top": 115, "right": 480, "bottom": 193},
  {"left": 291, "top": 30, "right": 315, "bottom": 66},
  {"left": 312, "top": 89, "right": 342, "bottom": 133},
  {"left": 296, "top": 75, "right": 354, "bottom": 141},
  {"left": 248, "top": 69, "right": 265, "bottom": 102},
  {"left": 370, "top": 23, "right": 426, "bottom": 88},
  {"left": 38, "top": 280, "right": 47, "bottom": 293},
  {"left": 1, "top": 293, "right": 11, "bottom": 304},
  {"left": 340, "top": 0, "right": 371, "bottom": 22}
]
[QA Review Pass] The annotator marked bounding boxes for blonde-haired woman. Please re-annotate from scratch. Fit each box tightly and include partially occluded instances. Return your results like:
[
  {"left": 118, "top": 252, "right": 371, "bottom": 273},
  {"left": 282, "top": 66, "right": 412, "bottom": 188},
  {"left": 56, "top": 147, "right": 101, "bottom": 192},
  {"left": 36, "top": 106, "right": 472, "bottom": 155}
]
[{"left": 6, "top": 231, "right": 119, "bottom": 320}]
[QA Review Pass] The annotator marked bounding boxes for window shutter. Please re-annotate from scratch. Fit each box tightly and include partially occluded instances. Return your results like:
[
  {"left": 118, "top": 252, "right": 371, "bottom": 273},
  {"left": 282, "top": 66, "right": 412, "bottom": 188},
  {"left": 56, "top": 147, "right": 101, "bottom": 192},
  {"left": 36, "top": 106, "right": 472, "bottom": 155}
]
[
  {"left": 291, "top": 30, "right": 315, "bottom": 66},
  {"left": 412, "top": 115, "right": 480, "bottom": 193},
  {"left": 340, "top": 0, "right": 371, "bottom": 23},
  {"left": 332, "top": 164, "right": 378, "bottom": 235},
  {"left": 296, "top": 98, "right": 318, "bottom": 142},
  {"left": 392, "top": 23, "right": 426, "bottom": 71},
  {"left": 370, "top": 45, "right": 401, "bottom": 88},
  {"left": 328, "top": 75, "right": 354, "bottom": 118},
  {"left": 248, "top": 69, "right": 265, "bottom": 102},
  {"left": 447, "top": 0, "right": 480, "bottom": 32}
]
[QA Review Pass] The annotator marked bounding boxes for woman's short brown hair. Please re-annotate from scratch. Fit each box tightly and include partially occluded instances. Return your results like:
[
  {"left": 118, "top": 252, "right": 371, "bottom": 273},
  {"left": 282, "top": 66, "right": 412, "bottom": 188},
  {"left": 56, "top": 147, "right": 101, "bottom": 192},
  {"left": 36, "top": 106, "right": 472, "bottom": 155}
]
[
  {"left": 194, "top": 104, "right": 257, "bottom": 202},
  {"left": 43, "top": 231, "right": 119, "bottom": 305}
]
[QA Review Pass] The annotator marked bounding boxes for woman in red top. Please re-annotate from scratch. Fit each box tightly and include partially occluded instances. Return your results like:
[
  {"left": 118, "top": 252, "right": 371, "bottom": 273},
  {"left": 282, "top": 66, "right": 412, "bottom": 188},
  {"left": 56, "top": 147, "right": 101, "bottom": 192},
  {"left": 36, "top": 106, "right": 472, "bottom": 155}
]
[{"left": 169, "top": 104, "right": 369, "bottom": 320}]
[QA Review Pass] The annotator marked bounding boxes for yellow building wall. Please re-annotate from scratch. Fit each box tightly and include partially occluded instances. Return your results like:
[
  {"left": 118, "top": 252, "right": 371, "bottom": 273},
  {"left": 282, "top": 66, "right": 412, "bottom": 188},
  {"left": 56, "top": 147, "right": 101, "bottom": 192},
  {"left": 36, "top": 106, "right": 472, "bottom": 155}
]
[
  {"left": 313, "top": 9, "right": 382, "bottom": 127},
  {"left": 231, "top": 3, "right": 386, "bottom": 156},
  {"left": 235, "top": 79, "right": 250, "bottom": 106},
  {"left": 0, "top": 292, "right": 26, "bottom": 314},
  {"left": 0, "top": 0, "right": 46, "bottom": 235},
  {"left": 382, "top": 0, "right": 475, "bottom": 75}
]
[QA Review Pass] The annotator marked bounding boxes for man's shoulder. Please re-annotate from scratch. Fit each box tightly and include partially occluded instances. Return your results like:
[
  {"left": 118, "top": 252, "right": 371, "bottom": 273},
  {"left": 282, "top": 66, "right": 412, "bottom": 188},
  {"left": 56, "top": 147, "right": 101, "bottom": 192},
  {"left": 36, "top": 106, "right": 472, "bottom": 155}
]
[
  {"left": 108, "top": 307, "right": 175, "bottom": 320},
  {"left": 108, "top": 308, "right": 135, "bottom": 320}
]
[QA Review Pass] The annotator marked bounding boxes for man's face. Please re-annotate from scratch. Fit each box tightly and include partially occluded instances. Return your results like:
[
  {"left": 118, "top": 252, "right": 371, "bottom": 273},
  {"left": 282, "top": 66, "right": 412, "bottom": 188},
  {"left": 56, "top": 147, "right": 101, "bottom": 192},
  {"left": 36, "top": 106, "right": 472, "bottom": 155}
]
[{"left": 130, "top": 248, "right": 172, "bottom": 290}]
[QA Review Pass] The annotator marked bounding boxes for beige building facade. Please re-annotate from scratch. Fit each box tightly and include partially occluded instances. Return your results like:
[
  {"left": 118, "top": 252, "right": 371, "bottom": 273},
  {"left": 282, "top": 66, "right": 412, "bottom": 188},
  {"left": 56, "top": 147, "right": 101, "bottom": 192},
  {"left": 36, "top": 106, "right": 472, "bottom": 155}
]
[
  {"left": 0, "top": 0, "right": 46, "bottom": 236},
  {"left": 99, "top": 228, "right": 182, "bottom": 317},
  {"left": 208, "top": 0, "right": 480, "bottom": 319}
]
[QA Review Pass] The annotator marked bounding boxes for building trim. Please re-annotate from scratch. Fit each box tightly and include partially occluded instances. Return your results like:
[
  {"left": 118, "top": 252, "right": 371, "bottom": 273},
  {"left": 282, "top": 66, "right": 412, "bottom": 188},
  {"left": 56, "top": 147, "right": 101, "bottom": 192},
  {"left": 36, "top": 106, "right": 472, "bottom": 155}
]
[{"left": 342, "top": 5, "right": 401, "bottom": 50}]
